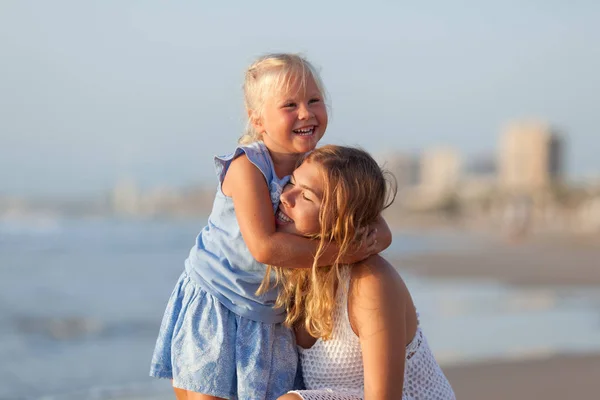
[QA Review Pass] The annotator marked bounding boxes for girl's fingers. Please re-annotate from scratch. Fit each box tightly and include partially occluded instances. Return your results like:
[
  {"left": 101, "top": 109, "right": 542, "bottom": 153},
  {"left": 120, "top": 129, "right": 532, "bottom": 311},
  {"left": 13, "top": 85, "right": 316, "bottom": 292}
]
[
  {"left": 368, "top": 239, "right": 378, "bottom": 255},
  {"left": 356, "top": 227, "right": 368, "bottom": 241},
  {"left": 366, "top": 228, "right": 377, "bottom": 246}
]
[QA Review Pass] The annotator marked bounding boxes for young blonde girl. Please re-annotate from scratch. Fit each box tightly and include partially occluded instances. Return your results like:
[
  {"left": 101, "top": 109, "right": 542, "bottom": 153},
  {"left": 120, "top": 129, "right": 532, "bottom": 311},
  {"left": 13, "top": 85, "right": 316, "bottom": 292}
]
[
  {"left": 261, "top": 146, "right": 455, "bottom": 400},
  {"left": 149, "top": 54, "right": 390, "bottom": 400}
]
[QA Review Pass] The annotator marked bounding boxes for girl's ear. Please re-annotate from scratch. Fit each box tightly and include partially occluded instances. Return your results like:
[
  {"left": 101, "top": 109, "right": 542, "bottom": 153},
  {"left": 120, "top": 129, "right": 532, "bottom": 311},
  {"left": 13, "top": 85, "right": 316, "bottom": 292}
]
[{"left": 248, "top": 109, "right": 264, "bottom": 133}]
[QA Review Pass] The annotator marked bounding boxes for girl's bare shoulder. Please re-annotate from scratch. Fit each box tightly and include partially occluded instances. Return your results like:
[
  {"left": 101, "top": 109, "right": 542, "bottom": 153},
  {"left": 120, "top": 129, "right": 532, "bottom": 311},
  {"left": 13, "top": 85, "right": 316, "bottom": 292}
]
[
  {"left": 350, "top": 255, "right": 404, "bottom": 287},
  {"left": 349, "top": 255, "right": 411, "bottom": 307}
]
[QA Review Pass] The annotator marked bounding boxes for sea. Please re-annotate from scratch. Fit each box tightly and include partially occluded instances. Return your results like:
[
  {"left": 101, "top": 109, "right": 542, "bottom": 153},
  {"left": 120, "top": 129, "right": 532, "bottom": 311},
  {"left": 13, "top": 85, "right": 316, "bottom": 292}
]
[{"left": 1, "top": 217, "right": 599, "bottom": 399}]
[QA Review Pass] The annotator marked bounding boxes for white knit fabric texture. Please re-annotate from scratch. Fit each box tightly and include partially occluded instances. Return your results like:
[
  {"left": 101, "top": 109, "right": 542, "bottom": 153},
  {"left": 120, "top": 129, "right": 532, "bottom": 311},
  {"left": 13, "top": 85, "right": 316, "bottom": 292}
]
[{"left": 290, "top": 267, "right": 455, "bottom": 400}]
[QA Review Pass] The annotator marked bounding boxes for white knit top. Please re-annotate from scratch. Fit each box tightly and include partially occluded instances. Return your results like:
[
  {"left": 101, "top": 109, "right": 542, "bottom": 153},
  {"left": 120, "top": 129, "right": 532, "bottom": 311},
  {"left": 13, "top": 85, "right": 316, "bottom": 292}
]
[{"left": 291, "top": 267, "right": 455, "bottom": 400}]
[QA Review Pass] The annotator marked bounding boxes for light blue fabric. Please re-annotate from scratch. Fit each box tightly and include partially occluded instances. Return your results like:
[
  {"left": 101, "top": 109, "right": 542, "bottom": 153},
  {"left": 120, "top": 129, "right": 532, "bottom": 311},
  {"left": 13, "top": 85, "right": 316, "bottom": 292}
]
[
  {"left": 150, "top": 141, "right": 297, "bottom": 397},
  {"left": 150, "top": 272, "right": 297, "bottom": 399},
  {"left": 186, "top": 140, "right": 290, "bottom": 323}
]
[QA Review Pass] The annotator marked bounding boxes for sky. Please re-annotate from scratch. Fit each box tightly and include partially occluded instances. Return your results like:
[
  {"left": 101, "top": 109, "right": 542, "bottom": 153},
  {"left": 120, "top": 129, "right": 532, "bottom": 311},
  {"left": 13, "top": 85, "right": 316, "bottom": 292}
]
[{"left": 1, "top": 0, "right": 599, "bottom": 197}]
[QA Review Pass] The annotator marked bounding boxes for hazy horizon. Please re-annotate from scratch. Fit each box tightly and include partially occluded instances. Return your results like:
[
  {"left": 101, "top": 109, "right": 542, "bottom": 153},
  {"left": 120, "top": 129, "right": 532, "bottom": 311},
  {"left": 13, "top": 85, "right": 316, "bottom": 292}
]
[{"left": 2, "top": 1, "right": 599, "bottom": 196}]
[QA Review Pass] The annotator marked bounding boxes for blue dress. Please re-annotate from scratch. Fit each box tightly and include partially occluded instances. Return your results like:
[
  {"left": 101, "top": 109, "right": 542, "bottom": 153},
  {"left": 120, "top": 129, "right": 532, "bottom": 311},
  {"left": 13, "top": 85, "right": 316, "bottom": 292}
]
[{"left": 150, "top": 141, "right": 297, "bottom": 399}]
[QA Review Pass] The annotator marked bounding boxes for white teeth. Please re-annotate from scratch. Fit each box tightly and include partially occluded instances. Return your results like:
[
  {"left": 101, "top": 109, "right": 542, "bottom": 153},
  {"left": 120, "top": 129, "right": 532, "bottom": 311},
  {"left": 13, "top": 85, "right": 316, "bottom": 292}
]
[
  {"left": 293, "top": 127, "right": 314, "bottom": 136},
  {"left": 277, "top": 210, "right": 292, "bottom": 223}
]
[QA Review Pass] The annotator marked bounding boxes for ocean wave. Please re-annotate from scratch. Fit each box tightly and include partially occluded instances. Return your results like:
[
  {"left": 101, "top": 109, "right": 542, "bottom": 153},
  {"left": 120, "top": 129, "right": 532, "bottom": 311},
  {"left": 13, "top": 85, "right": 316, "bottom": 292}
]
[
  {"left": 13, "top": 316, "right": 157, "bottom": 342},
  {"left": 0, "top": 215, "right": 62, "bottom": 236},
  {"left": 34, "top": 380, "right": 171, "bottom": 400}
]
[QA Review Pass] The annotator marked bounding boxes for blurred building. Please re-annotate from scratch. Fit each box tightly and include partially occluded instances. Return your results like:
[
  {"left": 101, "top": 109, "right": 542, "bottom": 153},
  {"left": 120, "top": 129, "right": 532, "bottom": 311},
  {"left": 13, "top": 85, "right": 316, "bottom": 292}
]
[
  {"left": 498, "top": 121, "right": 564, "bottom": 192},
  {"left": 420, "top": 147, "right": 461, "bottom": 195},
  {"left": 376, "top": 151, "right": 420, "bottom": 189},
  {"left": 111, "top": 178, "right": 214, "bottom": 218},
  {"left": 111, "top": 178, "right": 141, "bottom": 215},
  {"left": 399, "top": 147, "right": 462, "bottom": 212}
]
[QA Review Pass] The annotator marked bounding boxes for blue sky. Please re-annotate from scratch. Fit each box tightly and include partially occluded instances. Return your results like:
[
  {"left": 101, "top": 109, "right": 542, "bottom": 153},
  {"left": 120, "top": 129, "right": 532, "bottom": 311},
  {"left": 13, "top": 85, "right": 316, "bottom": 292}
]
[{"left": 1, "top": 1, "right": 599, "bottom": 196}]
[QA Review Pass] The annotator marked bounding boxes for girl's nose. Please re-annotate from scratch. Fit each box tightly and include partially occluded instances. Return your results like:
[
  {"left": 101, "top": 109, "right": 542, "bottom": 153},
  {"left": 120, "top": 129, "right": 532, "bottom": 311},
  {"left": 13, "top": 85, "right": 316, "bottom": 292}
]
[
  {"left": 298, "top": 103, "right": 313, "bottom": 120},
  {"left": 280, "top": 188, "right": 294, "bottom": 207}
]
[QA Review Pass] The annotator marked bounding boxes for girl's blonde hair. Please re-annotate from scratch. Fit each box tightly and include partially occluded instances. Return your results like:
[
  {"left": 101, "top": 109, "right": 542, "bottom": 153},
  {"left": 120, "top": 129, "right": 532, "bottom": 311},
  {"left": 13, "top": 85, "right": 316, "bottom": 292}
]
[
  {"left": 258, "top": 145, "right": 396, "bottom": 339},
  {"left": 239, "top": 53, "right": 327, "bottom": 145}
]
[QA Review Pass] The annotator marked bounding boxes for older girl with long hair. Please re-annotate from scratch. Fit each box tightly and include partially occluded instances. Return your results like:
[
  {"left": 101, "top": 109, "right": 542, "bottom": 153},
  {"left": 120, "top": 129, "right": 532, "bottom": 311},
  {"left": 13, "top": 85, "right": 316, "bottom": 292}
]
[{"left": 259, "top": 145, "right": 455, "bottom": 400}]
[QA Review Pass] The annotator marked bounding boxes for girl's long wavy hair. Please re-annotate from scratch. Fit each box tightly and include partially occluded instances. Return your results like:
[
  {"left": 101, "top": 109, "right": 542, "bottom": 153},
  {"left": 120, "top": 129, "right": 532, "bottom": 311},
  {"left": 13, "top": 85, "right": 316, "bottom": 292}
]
[{"left": 258, "top": 145, "right": 396, "bottom": 339}]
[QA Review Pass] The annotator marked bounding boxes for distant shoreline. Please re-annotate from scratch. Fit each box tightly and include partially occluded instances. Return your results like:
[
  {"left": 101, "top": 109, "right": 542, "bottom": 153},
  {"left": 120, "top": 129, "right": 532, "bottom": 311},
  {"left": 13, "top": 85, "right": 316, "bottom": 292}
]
[{"left": 392, "top": 231, "right": 600, "bottom": 287}]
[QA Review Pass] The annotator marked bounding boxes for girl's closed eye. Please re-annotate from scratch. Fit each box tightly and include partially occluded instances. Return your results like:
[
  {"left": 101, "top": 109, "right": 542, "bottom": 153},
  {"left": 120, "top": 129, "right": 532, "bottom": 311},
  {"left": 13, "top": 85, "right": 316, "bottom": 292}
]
[
  {"left": 283, "top": 102, "right": 297, "bottom": 108},
  {"left": 302, "top": 192, "right": 312, "bottom": 202},
  {"left": 308, "top": 98, "right": 321, "bottom": 104}
]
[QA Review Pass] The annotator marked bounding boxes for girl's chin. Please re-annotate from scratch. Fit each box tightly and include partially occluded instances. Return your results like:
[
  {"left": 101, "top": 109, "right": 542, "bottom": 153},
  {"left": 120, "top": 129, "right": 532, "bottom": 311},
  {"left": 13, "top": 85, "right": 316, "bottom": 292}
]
[{"left": 275, "top": 222, "right": 295, "bottom": 233}]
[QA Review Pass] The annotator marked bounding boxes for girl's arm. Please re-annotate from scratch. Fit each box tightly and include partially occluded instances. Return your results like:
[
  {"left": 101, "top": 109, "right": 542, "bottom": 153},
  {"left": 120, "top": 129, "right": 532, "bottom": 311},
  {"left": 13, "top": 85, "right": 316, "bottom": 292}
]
[
  {"left": 349, "top": 255, "right": 413, "bottom": 400},
  {"left": 224, "top": 155, "right": 389, "bottom": 268}
]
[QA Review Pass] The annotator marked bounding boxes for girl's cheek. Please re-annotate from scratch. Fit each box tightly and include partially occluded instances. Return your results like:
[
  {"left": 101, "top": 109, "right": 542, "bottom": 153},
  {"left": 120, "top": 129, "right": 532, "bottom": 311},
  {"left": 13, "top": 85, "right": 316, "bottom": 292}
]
[{"left": 310, "top": 211, "right": 321, "bottom": 231}]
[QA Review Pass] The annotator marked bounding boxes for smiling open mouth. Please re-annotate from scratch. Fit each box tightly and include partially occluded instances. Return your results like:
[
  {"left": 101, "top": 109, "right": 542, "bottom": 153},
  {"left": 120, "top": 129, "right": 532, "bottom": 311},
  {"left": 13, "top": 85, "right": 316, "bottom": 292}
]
[
  {"left": 276, "top": 209, "right": 293, "bottom": 223},
  {"left": 293, "top": 127, "right": 315, "bottom": 136}
]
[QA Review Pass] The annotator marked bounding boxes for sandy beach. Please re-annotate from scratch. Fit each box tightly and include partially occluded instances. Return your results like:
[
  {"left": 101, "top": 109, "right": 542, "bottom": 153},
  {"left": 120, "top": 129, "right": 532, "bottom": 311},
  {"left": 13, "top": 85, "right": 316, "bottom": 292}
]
[
  {"left": 443, "top": 353, "right": 600, "bottom": 400},
  {"left": 397, "top": 234, "right": 600, "bottom": 400}
]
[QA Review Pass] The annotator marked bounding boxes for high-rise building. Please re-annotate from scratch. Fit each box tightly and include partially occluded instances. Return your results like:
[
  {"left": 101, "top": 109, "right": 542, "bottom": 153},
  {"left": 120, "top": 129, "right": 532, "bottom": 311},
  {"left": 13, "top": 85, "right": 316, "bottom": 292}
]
[
  {"left": 498, "top": 121, "right": 563, "bottom": 192},
  {"left": 420, "top": 147, "right": 461, "bottom": 194}
]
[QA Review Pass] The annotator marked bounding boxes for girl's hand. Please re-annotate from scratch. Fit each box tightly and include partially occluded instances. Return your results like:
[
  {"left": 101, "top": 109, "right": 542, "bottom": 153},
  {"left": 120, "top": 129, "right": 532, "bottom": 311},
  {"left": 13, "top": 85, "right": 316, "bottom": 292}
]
[
  {"left": 340, "top": 227, "right": 379, "bottom": 264},
  {"left": 340, "top": 215, "right": 392, "bottom": 264},
  {"left": 370, "top": 215, "right": 392, "bottom": 253}
]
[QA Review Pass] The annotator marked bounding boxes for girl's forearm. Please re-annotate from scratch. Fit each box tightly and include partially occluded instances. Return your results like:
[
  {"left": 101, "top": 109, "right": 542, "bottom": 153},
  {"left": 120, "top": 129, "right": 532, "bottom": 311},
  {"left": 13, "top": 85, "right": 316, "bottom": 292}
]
[
  {"left": 253, "top": 232, "right": 339, "bottom": 268},
  {"left": 255, "top": 215, "right": 392, "bottom": 268}
]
